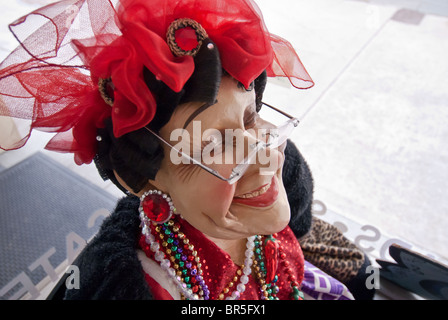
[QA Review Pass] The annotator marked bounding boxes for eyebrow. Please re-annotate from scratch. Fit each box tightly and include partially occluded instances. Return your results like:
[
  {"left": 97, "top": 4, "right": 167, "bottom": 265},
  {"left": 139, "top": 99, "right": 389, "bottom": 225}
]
[
  {"left": 182, "top": 101, "right": 216, "bottom": 130},
  {"left": 183, "top": 101, "right": 257, "bottom": 133}
]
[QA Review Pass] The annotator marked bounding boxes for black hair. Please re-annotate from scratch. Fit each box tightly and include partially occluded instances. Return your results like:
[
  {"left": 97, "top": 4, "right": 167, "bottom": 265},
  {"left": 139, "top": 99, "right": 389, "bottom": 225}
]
[{"left": 94, "top": 38, "right": 268, "bottom": 194}]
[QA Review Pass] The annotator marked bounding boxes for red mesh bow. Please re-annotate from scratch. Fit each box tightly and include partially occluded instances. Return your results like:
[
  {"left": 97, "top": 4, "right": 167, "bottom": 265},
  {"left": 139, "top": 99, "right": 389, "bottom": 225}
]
[{"left": 0, "top": 0, "right": 313, "bottom": 165}]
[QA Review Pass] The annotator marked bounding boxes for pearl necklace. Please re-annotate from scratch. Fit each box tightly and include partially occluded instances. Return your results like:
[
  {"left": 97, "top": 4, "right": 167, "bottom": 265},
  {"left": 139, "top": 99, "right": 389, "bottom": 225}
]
[{"left": 140, "top": 213, "right": 255, "bottom": 300}]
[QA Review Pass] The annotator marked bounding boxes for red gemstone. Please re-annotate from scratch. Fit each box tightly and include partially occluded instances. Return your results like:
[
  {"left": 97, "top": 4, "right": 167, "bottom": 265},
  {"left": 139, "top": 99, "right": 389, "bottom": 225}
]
[
  {"left": 141, "top": 193, "right": 172, "bottom": 223},
  {"left": 175, "top": 27, "right": 199, "bottom": 51}
]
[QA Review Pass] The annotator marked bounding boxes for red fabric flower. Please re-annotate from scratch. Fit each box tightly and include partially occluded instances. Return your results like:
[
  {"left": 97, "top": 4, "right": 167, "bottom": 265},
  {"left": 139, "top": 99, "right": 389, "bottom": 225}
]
[{"left": 0, "top": 0, "right": 313, "bottom": 165}]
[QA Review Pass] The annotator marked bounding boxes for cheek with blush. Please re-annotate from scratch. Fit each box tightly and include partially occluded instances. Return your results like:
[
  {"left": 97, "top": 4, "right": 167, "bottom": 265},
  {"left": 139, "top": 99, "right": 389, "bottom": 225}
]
[{"left": 202, "top": 179, "right": 236, "bottom": 215}]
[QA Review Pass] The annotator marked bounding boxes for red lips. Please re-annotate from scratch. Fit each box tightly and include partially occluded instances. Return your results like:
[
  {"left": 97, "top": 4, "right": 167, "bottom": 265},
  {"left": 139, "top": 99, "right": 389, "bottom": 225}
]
[{"left": 232, "top": 176, "right": 279, "bottom": 208}]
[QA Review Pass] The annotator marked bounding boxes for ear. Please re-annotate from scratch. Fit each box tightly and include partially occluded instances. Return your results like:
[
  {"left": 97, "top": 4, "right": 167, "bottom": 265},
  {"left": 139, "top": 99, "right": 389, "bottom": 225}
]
[
  {"left": 146, "top": 166, "right": 170, "bottom": 196},
  {"left": 113, "top": 169, "right": 168, "bottom": 198}
]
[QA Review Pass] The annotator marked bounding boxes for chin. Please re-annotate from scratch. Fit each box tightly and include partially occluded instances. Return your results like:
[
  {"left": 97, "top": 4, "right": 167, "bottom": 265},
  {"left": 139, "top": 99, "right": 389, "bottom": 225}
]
[{"left": 261, "top": 200, "right": 291, "bottom": 235}]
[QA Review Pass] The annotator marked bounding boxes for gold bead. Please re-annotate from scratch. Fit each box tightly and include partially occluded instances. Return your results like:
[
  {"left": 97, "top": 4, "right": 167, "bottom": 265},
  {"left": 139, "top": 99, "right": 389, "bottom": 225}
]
[
  {"left": 223, "top": 288, "right": 229, "bottom": 294},
  {"left": 229, "top": 282, "right": 234, "bottom": 288},
  {"left": 177, "top": 271, "right": 182, "bottom": 276},
  {"left": 233, "top": 276, "right": 238, "bottom": 282},
  {"left": 174, "top": 264, "right": 179, "bottom": 269},
  {"left": 166, "top": 249, "right": 171, "bottom": 254},
  {"left": 173, "top": 226, "right": 179, "bottom": 232},
  {"left": 155, "top": 226, "right": 161, "bottom": 232},
  {"left": 218, "top": 293, "right": 224, "bottom": 300},
  {"left": 178, "top": 232, "right": 185, "bottom": 239},
  {"left": 168, "top": 220, "right": 174, "bottom": 226},
  {"left": 162, "top": 241, "right": 168, "bottom": 247}
]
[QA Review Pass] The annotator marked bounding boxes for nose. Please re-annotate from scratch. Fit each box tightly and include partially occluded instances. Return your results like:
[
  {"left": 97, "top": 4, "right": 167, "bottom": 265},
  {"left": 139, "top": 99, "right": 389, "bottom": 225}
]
[{"left": 241, "top": 134, "right": 285, "bottom": 179}]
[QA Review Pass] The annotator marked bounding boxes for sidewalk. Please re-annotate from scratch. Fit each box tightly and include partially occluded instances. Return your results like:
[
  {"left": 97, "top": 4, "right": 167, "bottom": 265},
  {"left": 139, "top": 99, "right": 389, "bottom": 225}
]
[
  {"left": 0, "top": 0, "right": 447, "bottom": 295},
  {"left": 256, "top": 0, "right": 448, "bottom": 263}
]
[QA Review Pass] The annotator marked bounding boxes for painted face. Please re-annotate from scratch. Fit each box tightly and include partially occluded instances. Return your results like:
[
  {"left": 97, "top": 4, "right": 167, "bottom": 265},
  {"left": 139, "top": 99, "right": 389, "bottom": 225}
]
[{"left": 151, "top": 76, "right": 291, "bottom": 240}]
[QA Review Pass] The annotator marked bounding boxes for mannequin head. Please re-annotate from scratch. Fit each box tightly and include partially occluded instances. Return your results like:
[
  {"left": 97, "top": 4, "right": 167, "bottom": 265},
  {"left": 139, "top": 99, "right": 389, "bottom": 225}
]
[{"left": 113, "top": 75, "right": 290, "bottom": 240}]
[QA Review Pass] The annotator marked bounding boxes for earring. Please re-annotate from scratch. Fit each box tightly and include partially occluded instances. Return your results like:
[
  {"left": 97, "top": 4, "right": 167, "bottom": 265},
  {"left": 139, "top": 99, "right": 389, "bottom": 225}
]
[{"left": 139, "top": 190, "right": 176, "bottom": 224}]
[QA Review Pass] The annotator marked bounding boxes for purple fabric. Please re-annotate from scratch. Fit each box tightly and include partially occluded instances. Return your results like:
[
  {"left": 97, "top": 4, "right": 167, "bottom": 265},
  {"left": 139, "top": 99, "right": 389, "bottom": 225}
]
[{"left": 301, "top": 261, "right": 354, "bottom": 300}]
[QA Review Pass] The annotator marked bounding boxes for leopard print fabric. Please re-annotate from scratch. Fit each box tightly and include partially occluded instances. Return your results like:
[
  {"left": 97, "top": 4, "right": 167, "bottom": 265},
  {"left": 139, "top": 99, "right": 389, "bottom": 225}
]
[{"left": 299, "top": 217, "right": 365, "bottom": 283}]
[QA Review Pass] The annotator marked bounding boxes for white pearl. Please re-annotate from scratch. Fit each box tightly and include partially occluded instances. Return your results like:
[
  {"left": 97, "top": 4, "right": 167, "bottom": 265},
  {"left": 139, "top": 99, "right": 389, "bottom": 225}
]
[
  {"left": 155, "top": 251, "right": 164, "bottom": 262},
  {"left": 243, "top": 266, "right": 252, "bottom": 275},
  {"left": 167, "top": 268, "right": 175, "bottom": 277},
  {"left": 150, "top": 242, "right": 160, "bottom": 252},
  {"left": 161, "top": 259, "right": 170, "bottom": 270},
  {"left": 236, "top": 283, "right": 246, "bottom": 293}
]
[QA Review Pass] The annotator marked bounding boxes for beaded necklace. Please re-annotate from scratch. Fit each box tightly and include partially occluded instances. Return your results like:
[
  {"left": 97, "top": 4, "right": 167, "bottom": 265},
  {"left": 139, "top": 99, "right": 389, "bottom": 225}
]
[
  {"left": 140, "top": 213, "right": 304, "bottom": 300},
  {"left": 253, "top": 235, "right": 304, "bottom": 300}
]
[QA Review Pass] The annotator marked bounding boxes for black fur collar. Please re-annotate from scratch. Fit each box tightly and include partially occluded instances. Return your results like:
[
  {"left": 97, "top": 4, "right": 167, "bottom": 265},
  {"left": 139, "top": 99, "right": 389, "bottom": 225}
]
[{"left": 50, "top": 140, "right": 313, "bottom": 300}]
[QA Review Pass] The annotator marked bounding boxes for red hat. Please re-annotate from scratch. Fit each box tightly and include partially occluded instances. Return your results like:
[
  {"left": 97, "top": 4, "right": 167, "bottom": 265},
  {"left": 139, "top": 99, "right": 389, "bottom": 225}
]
[{"left": 0, "top": 0, "right": 313, "bottom": 165}]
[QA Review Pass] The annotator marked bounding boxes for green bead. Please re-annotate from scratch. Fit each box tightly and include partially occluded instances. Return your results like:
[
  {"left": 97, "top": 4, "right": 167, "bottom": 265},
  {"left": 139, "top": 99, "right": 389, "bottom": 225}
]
[
  {"left": 179, "top": 261, "right": 185, "bottom": 268},
  {"left": 184, "top": 276, "right": 190, "bottom": 283},
  {"left": 165, "top": 229, "right": 171, "bottom": 235},
  {"left": 175, "top": 253, "right": 181, "bottom": 260},
  {"left": 171, "top": 246, "right": 177, "bottom": 251},
  {"left": 167, "top": 238, "right": 173, "bottom": 244}
]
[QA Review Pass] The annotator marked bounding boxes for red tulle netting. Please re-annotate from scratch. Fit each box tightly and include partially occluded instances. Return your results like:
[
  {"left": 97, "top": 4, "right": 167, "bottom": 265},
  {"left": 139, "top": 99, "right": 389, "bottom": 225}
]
[{"left": 0, "top": 0, "right": 313, "bottom": 165}]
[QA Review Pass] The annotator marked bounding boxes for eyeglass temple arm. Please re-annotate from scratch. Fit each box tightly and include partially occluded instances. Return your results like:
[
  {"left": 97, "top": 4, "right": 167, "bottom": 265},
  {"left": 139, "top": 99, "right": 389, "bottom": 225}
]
[
  {"left": 144, "top": 127, "right": 229, "bottom": 182},
  {"left": 261, "top": 101, "right": 299, "bottom": 123}
]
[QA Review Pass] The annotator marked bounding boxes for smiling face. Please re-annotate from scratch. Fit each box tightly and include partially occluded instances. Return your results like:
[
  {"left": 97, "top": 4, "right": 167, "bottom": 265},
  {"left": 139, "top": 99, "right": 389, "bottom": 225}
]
[{"left": 144, "top": 76, "right": 291, "bottom": 240}]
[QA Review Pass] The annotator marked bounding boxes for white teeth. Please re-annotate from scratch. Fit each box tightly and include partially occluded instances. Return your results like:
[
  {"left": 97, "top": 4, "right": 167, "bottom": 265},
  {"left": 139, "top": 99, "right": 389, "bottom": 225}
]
[{"left": 237, "top": 182, "right": 271, "bottom": 199}]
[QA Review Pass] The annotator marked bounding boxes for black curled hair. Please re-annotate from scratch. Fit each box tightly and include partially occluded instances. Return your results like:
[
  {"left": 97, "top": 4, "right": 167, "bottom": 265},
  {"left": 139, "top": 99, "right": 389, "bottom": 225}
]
[{"left": 94, "top": 38, "right": 268, "bottom": 194}]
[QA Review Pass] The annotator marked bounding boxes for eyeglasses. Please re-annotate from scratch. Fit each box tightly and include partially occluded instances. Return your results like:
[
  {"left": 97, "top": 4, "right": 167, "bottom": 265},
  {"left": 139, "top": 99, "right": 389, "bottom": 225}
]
[{"left": 145, "top": 102, "right": 299, "bottom": 184}]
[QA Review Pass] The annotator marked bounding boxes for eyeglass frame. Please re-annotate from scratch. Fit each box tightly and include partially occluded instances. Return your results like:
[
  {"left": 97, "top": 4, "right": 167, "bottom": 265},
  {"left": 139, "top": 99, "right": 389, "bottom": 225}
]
[{"left": 144, "top": 102, "right": 299, "bottom": 184}]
